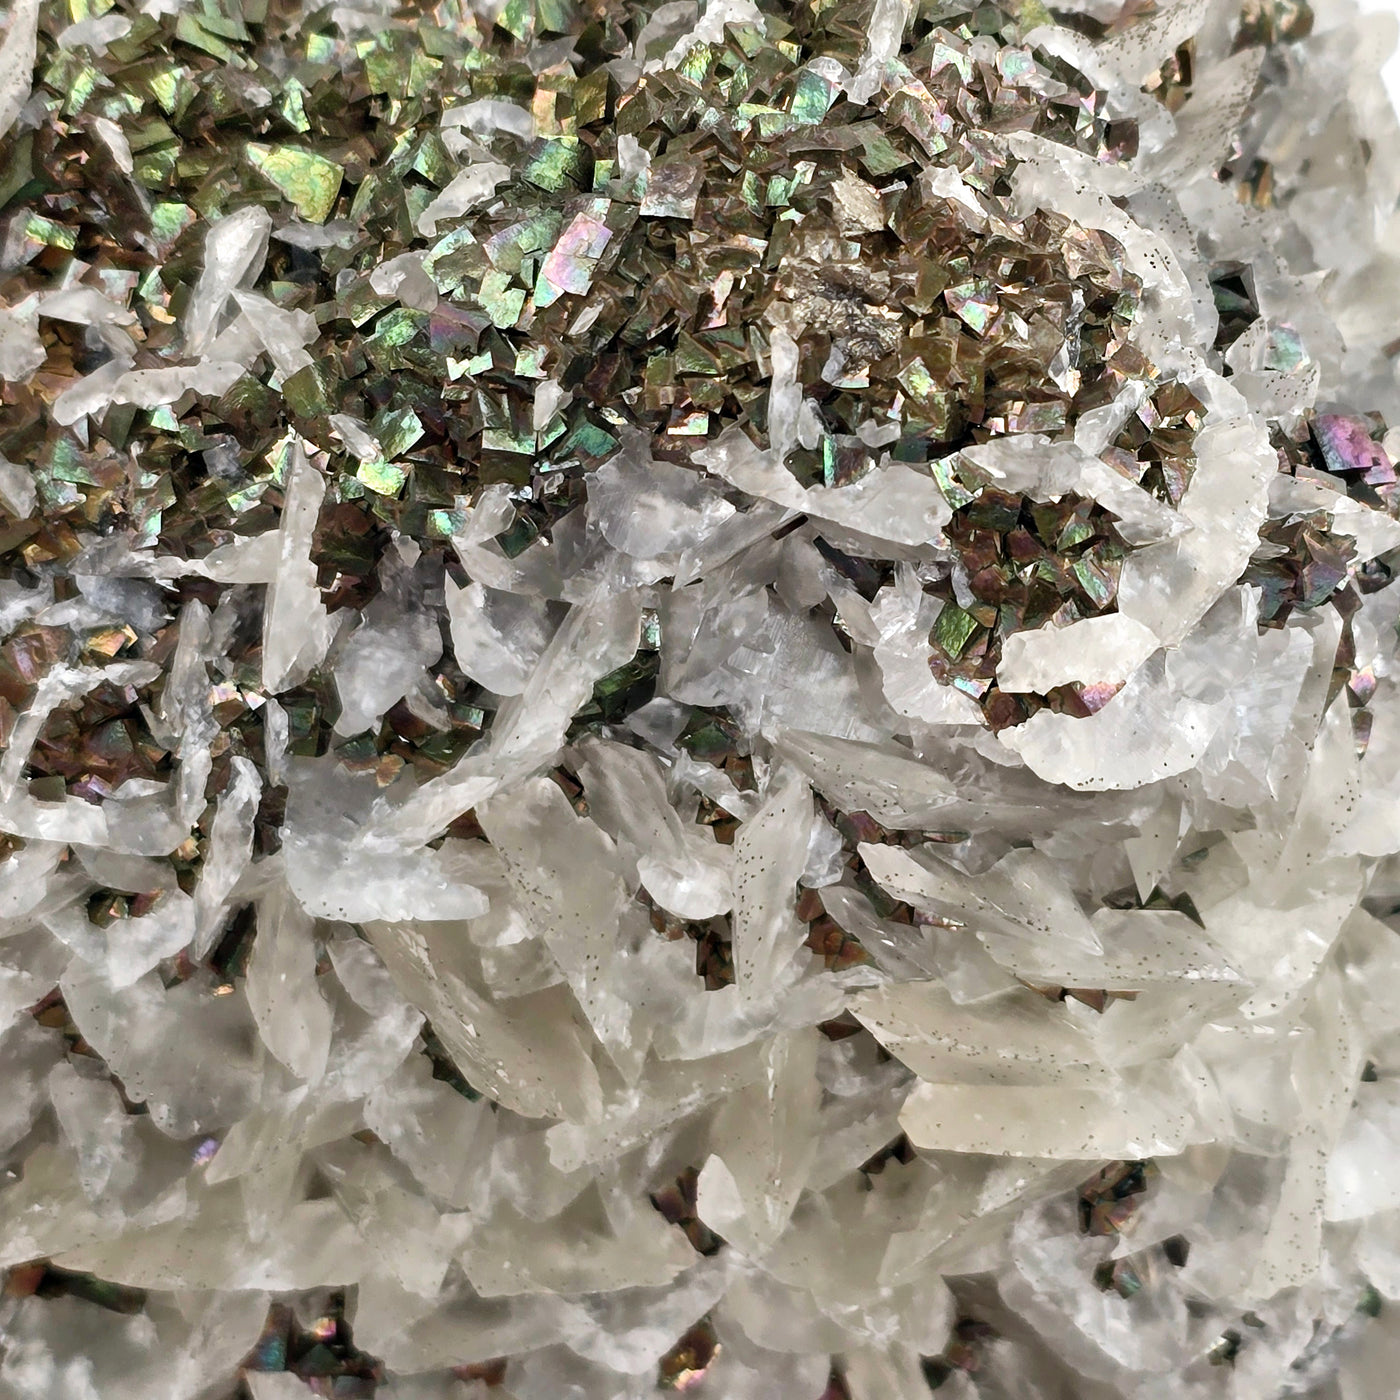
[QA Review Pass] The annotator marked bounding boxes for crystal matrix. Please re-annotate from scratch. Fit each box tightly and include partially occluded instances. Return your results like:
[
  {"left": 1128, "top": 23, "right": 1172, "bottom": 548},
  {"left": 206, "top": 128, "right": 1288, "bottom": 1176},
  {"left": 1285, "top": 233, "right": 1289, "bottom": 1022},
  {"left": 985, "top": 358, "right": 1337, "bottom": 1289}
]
[{"left": 1, "top": 0, "right": 1400, "bottom": 1396}]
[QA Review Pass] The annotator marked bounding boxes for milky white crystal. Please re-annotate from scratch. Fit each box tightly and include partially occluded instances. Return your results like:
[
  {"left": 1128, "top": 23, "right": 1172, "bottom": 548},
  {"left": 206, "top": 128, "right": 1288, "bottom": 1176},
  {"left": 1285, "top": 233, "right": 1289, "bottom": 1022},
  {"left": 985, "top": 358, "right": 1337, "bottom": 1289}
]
[
  {"left": 261, "top": 437, "right": 339, "bottom": 693},
  {"left": 997, "top": 613, "right": 1160, "bottom": 694},
  {"left": 184, "top": 207, "right": 272, "bottom": 356},
  {"left": 0, "top": 0, "right": 39, "bottom": 141},
  {"left": 0, "top": 296, "right": 43, "bottom": 383}
]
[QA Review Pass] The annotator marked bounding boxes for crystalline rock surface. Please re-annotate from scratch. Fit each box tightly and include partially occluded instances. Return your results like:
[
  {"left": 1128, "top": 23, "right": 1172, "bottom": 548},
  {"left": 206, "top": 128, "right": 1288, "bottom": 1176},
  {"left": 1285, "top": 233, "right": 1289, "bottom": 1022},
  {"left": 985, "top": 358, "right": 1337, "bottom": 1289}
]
[{"left": 1, "top": 0, "right": 1400, "bottom": 1395}]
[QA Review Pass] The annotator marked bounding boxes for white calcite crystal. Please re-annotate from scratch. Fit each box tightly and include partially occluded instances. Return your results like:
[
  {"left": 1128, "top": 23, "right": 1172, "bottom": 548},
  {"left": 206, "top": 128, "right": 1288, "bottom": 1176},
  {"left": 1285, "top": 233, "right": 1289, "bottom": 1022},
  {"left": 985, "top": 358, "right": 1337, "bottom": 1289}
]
[
  {"left": 998, "top": 611, "right": 1162, "bottom": 694},
  {"left": 5, "top": 0, "right": 1400, "bottom": 1398}
]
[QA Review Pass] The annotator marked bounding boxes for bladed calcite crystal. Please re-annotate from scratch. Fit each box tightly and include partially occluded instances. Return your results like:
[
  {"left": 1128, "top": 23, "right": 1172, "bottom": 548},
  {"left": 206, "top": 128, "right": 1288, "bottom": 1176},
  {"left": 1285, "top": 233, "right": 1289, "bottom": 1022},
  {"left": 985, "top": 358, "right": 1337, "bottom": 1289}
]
[{"left": 2, "top": 0, "right": 1400, "bottom": 1395}]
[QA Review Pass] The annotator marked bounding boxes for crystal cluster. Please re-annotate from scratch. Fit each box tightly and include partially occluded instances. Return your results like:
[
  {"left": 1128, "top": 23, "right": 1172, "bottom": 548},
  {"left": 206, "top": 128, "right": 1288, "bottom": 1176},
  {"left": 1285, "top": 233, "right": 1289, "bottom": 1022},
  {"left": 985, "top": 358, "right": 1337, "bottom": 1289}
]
[{"left": 1, "top": 0, "right": 1400, "bottom": 1394}]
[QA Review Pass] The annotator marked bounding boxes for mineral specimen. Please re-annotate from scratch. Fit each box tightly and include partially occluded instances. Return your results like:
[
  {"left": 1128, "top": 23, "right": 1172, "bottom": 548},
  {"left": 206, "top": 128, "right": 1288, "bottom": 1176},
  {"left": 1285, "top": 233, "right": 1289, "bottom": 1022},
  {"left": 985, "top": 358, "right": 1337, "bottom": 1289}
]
[{"left": 1, "top": 0, "right": 1400, "bottom": 1395}]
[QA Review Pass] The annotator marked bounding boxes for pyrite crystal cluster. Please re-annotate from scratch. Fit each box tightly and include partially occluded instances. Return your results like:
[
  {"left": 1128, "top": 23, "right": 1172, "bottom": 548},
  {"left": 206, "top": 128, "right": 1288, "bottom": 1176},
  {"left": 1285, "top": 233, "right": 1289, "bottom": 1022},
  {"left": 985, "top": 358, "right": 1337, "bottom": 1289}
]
[{"left": 2, "top": 0, "right": 1400, "bottom": 1391}]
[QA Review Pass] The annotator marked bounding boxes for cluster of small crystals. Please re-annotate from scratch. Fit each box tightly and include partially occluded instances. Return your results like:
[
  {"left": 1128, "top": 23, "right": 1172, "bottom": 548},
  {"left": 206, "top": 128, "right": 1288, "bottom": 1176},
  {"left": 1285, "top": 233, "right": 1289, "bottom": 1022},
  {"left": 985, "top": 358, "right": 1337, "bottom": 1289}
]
[
  {"left": 5, "top": 0, "right": 1187, "bottom": 754},
  {"left": 4, "top": 0, "right": 1400, "bottom": 1396},
  {"left": 349, "top": 3, "right": 1165, "bottom": 734}
]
